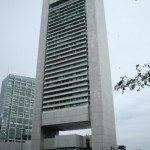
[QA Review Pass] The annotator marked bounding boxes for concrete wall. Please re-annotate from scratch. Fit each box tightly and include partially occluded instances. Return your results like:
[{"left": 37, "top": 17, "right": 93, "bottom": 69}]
[
  {"left": 86, "top": 0, "right": 117, "bottom": 149},
  {"left": 42, "top": 106, "right": 89, "bottom": 127},
  {"left": 44, "top": 135, "right": 92, "bottom": 149},
  {"left": 49, "top": 0, "right": 59, "bottom": 4},
  {"left": 0, "top": 142, "right": 31, "bottom": 150},
  {"left": 31, "top": 0, "right": 49, "bottom": 150},
  {"left": 43, "top": 138, "right": 55, "bottom": 150},
  {"left": 55, "top": 135, "right": 83, "bottom": 148}
]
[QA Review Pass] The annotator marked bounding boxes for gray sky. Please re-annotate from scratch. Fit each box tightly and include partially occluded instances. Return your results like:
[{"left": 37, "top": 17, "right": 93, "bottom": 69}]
[{"left": 0, "top": 0, "right": 150, "bottom": 150}]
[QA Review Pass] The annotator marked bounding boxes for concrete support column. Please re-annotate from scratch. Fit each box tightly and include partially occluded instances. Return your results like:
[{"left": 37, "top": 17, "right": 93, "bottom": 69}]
[
  {"left": 31, "top": 1, "right": 49, "bottom": 150},
  {"left": 86, "top": 0, "right": 117, "bottom": 149}
]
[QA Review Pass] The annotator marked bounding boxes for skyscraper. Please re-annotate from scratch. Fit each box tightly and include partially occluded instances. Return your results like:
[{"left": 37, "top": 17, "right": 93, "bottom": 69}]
[
  {"left": 32, "top": 0, "right": 117, "bottom": 150},
  {"left": 0, "top": 74, "right": 35, "bottom": 142}
]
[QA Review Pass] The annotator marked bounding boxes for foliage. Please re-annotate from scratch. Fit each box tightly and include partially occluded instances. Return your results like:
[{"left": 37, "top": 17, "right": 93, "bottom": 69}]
[
  {"left": 114, "top": 63, "right": 150, "bottom": 93},
  {"left": 85, "top": 134, "right": 90, "bottom": 148}
]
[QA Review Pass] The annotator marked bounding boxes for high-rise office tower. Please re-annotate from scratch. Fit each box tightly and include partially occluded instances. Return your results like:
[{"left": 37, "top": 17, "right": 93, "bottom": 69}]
[
  {"left": 32, "top": 0, "right": 117, "bottom": 150},
  {"left": 0, "top": 74, "right": 35, "bottom": 142}
]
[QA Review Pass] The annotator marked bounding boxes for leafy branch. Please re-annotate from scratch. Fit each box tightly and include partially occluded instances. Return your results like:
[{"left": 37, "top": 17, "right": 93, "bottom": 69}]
[{"left": 114, "top": 63, "right": 150, "bottom": 93}]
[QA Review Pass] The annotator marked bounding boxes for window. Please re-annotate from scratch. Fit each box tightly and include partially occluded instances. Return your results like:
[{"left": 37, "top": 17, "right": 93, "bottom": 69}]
[
  {"left": 30, "top": 100, "right": 34, "bottom": 107},
  {"left": 15, "top": 129, "right": 21, "bottom": 140},
  {"left": 11, "top": 106, "right": 17, "bottom": 115},
  {"left": 19, "top": 99, "right": 24, "bottom": 107},
  {"left": 20, "top": 91, "right": 25, "bottom": 96},
  {"left": 23, "top": 119, "right": 29, "bottom": 125},
  {"left": 12, "top": 98, "right": 18, "bottom": 106},
  {"left": 21, "top": 81, "right": 26, "bottom": 86},
  {"left": 29, "top": 120, "right": 32, "bottom": 126},
  {"left": 9, "top": 128, "right": 15, "bottom": 139},
  {"left": 17, "top": 118, "right": 23, "bottom": 124},
  {"left": 18, "top": 107, "right": 23, "bottom": 117},
  {"left": 25, "top": 99, "right": 30, "bottom": 107},
  {"left": 24, "top": 108, "right": 29, "bottom": 118},
  {"left": 10, "top": 117, "right": 16, "bottom": 123}
]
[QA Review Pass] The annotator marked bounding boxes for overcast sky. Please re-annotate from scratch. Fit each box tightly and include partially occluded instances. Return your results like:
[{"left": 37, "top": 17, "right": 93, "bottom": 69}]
[{"left": 0, "top": 0, "right": 150, "bottom": 150}]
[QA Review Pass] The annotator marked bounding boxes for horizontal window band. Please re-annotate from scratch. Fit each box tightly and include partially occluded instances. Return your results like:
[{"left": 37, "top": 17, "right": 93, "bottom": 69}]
[
  {"left": 49, "top": 0, "right": 84, "bottom": 14},
  {"left": 44, "top": 71, "right": 87, "bottom": 84},
  {"left": 42, "top": 102, "right": 88, "bottom": 111},
  {"left": 43, "top": 94, "right": 89, "bottom": 104},
  {"left": 45, "top": 50, "right": 87, "bottom": 64},
  {"left": 42, "top": 99, "right": 88, "bottom": 109},
  {"left": 46, "top": 41, "right": 86, "bottom": 56},
  {"left": 44, "top": 82, "right": 88, "bottom": 94},
  {"left": 44, "top": 68, "right": 88, "bottom": 80}
]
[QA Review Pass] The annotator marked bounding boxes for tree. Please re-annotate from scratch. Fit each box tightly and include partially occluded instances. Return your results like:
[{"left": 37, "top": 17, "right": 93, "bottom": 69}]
[
  {"left": 117, "top": 145, "right": 126, "bottom": 150},
  {"left": 85, "top": 134, "right": 90, "bottom": 149},
  {"left": 114, "top": 63, "right": 150, "bottom": 93}
]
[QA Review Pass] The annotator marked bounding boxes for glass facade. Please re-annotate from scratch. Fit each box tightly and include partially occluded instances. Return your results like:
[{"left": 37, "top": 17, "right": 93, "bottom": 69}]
[
  {"left": 0, "top": 74, "right": 35, "bottom": 142},
  {"left": 43, "top": 0, "right": 90, "bottom": 112}
]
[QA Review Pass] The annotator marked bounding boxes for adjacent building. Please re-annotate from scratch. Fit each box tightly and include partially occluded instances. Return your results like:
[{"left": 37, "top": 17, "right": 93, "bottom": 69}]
[
  {"left": 0, "top": 74, "right": 35, "bottom": 142},
  {"left": 0, "top": 94, "right": 2, "bottom": 130},
  {"left": 32, "top": 0, "right": 117, "bottom": 150},
  {"left": 0, "top": 117, "right": 2, "bottom": 130}
]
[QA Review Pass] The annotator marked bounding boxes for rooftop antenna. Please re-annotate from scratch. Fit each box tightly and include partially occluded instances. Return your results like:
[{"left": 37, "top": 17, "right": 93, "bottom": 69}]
[{"left": 7, "top": 67, "right": 9, "bottom": 76}]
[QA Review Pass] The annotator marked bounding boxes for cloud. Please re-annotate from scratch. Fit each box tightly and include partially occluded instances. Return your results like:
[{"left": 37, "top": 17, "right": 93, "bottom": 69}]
[
  {"left": 113, "top": 88, "right": 150, "bottom": 150},
  {"left": 117, "top": 113, "right": 150, "bottom": 150}
]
